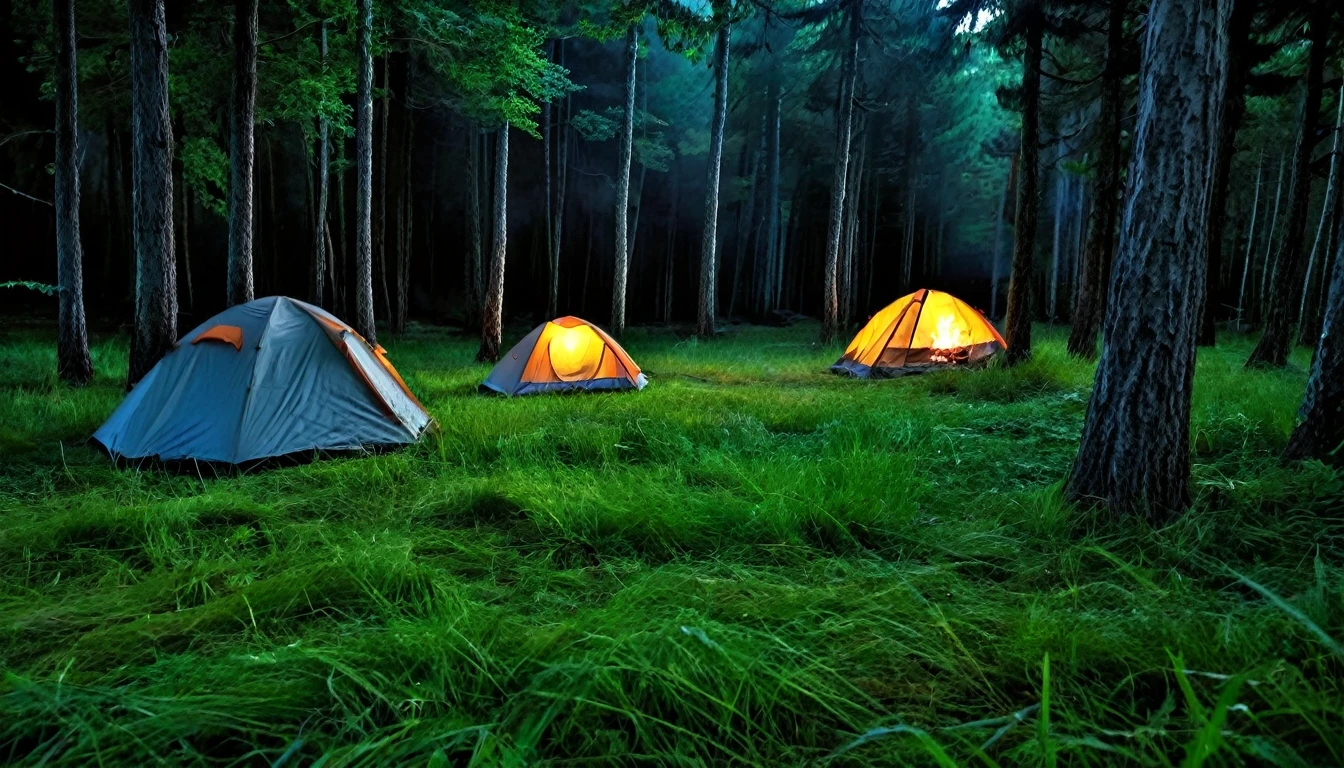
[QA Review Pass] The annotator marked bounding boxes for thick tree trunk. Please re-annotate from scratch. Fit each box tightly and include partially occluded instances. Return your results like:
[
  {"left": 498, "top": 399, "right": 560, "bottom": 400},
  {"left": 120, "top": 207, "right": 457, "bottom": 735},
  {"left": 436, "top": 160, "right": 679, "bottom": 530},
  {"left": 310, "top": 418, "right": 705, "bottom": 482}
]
[
  {"left": 697, "top": 21, "right": 730, "bottom": 339},
  {"left": 1198, "top": 1, "right": 1254, "bottom": 347},
  {"left": 1066, "top": 0, "right": 1126, "bottom": 358},
  {"left": 821, "top": 0, "right": 861, "bottom": 343},
  {"left": 477, "top": 124, "right": 509, "bottom": 362},
  {"left": 1285, "top": 228, "right": 1344, "bottom": 461},
  {"left": 1247, "top": 5, "right": 1329, "bottom": 367},
  {"left": 310, "top": 20, "right": 330, "bottom": 307},
  {"left": 840, "top": 136, "right": 865, "bottom": 328},
  {"left": 611, "top": 25, "right": 638, "bottom": 337},
  {"left": 1066, "top": 0, "right": 1230, "bottom": 520},
  {"left": 1299, "top": 87, "right": 1344, "bottom": 347},
  {"left": 225, "top": 0, "right": 257, "bottom": 307},
  {"left": 353, "top": 0, "right": 376, "bottom": 346},
  {"left": 127, "top": 0, "right": 177, "bottom": 388},
  {"left": 1003, "top": 11, "right": 1043, "bottom": 366},
  {"left": 54, "top": 0, "right": 92, "bottom": 385}
]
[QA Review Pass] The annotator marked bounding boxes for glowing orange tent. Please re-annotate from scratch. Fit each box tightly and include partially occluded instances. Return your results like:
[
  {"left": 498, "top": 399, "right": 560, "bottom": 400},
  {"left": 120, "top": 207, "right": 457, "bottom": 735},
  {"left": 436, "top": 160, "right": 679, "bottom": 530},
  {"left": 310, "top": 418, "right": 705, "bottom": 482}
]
[
  {"left": 481, "top": 316, "right": 648, "bottom": 395},
  {"left": 832, "top": 289, "right": 1006, "bottom": 377}
]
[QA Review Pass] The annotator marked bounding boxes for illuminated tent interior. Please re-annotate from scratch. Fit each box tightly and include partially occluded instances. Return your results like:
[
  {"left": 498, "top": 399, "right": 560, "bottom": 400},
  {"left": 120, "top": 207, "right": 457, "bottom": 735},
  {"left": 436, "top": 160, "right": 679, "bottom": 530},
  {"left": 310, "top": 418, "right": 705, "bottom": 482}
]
[
  {"left": 832, "top": 289, "right": 1006, "bottom": 377},
  {"left": 482, "top": 316, "right": 648, "bottom": 396}
]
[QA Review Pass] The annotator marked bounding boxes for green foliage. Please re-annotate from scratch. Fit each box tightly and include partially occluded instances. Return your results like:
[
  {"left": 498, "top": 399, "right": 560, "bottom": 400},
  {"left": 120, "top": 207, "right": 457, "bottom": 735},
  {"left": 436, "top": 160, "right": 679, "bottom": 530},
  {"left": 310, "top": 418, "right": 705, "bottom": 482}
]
[
  {"left": 0, "top": 282, "right": 59, "bottom": 296},
  {"left": 395, "top": 0, "right": 572, "bottom": 135},
  {"left": 0, "top": 324, "right": 1339, "bottom": 764}
]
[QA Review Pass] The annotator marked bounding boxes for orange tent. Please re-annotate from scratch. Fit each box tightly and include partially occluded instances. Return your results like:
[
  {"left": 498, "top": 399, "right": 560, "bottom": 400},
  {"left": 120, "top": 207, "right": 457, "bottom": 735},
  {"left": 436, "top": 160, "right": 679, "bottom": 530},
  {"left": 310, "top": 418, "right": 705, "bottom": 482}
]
[
  {"left": 832, "top": 289, "right": 1006, "bottom": 377},
  {"left": 481, "top": 316, "right": 648, "bottom": 395}
]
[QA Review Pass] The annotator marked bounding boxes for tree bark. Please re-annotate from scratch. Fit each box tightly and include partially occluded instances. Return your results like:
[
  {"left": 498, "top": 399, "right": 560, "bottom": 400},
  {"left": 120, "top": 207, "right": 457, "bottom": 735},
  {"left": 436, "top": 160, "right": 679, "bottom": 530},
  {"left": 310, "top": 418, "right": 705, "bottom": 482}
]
[
  {"left": 353, "top": 0, "right": 376, "bottom": 346},
  {"left": 54, "top": 0, "right": 92, "bottom": 386},
  {"left": 1066, "top": 0, "right": 1231, "bottom": 520},
  {"left": 310, "top": 19, "right": 330, "bottom": 307},
  {"left": 697, "top": 19, "right": 731, "bottom": 339},
  {"left": 765, "top": 81, "right": 783, "bottom": 314},
  {"left": 1247, "top": 3, "right": 1329, "bottom": 367},
  {"left": 127, "top": 0, "right": 177, "bottom": 388},
  {"left": 611, "top": 25, "right": 638, "bottom": 337},
  {"left": 821, "top": 0, "right": 861, "bottom": 343},
  {"left": 1066, "top": 0, "right": 1126, "bottom": 358},
  {"left": 1285, "top": 225, "right": 1344, "bottom": 461},
  {"left": 225, "top": 0, "right": 258, "bottom": 307},
  {"left": 477, "top": 124, "right": 509, "bottom": 362},
  {"left": 1003, "top": 9, "right": 1044, "bottom": 366},
  {"left": 1050, "top": 162, "right": 1066, "bottom": 323}
]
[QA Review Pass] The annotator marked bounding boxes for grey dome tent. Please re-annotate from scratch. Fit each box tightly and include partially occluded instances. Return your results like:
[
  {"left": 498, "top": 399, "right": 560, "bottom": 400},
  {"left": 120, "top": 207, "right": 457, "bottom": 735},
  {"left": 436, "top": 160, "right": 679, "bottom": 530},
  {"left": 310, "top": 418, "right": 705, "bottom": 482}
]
[{"left": 94, "top": 297, "right": 431, "bottom": 464}]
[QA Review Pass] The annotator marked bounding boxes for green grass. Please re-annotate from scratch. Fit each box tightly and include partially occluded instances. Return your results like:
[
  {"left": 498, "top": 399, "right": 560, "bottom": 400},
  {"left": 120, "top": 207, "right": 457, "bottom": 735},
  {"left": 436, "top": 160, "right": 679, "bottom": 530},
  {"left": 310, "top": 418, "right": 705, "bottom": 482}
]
[{"left": 1, "top": 320, "right": 1341, "bottom": 766}]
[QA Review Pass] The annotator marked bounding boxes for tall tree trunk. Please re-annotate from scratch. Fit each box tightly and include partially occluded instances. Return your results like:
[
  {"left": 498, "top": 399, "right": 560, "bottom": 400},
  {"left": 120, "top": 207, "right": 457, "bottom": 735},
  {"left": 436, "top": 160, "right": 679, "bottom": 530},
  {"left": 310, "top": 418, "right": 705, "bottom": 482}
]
[
  {"left": 1306, "top": 136, "right": 1344, "bottom": 345},
  {"left": 310, "top": 19, "right": 330, "bottom": 306},
  {"left": 821, "top": 0, "right": 861, "bottom": 343},
  {"left": 53, "top": 0, "right": 92, "bottom": 385},
  {"left": 840, "top": 136, "right": 865, "bottom": 328},
  {"left": 477, "top": 124, "right": 509, "bottom": 362},
  {"left": 1299, "top": 86, "right": 1344, "bottom": 347},
  {"left": 1003, "top": 10, "right": 1043, "bottom": 366},
  {"left": 1236, "top": 153, "right": 1264, "bottom": 327},
  {"left": 697, "top": 19, "right": 730, "bottom": 339},
  {"left": 226, "top": 0, "right": 258, "bottom": 306},
  {"left": 611, "top": 25, "right": 638, "bottom": 337},
  {"left": 127, "top": 0, "right": 177, "bottom": 388},
  {"left": 550, "top": 51, "right": 569, "bottom": 319},
  {"left": 1256, "top": 156, "right": 1288, "bottom": 323},
  {"left": 764, "top": 81, "right": 783, "bottom": 314},
  {"left": 1049, "top": 161, "right": 1066, "bottom": 323},
  {"left": 1285, "top": 225, "right": 1344, "bottom": 461},
  {"left": 1066, "top": 0, "right": 1231, "bottom": 519},
  {"left": 1247, "top": 4, "right": 1329, "bottom": 367},
  {"left": 1066, "top": 0, "right": 1126, "bottom": 358},
  {"left": 990, "top": 159, "right": 1012, "bottom": 320},
  {"left": 353, "top": 0, "right": 376, "bottom": 345},
  {"left": 1198, "top": 1, "right": 1254, "bottom": 347}
]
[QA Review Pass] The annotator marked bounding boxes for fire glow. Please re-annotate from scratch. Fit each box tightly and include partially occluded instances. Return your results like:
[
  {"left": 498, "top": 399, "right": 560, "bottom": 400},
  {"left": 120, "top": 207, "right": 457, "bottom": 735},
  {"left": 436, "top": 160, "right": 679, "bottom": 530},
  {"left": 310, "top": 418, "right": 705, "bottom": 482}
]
[{"left": 929, "top": 315, "right": 967, "bottom": 363}]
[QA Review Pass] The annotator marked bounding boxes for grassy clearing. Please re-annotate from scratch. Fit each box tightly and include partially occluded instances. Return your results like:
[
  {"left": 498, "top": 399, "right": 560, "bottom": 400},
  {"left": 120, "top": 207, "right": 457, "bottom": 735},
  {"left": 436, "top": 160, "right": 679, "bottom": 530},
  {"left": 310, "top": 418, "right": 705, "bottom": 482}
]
[{"left": 1, "top": 320, "right": 1341, "bottom": 766}]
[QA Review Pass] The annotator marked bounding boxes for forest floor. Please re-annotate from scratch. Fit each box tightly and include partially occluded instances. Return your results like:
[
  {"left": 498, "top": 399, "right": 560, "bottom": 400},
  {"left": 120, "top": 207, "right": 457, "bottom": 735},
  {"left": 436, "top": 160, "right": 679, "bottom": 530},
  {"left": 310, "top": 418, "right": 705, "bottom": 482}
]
[{"left": 0, "top": 321, "right": 1341, "bottom": 766}]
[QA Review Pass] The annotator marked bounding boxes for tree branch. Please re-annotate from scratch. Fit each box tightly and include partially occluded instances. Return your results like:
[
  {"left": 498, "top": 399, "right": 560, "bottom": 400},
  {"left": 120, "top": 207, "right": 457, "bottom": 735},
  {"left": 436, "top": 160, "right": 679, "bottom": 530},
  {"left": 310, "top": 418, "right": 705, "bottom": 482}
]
[{"left": 0, "top": 180, "right": 52, "bottom": 206}]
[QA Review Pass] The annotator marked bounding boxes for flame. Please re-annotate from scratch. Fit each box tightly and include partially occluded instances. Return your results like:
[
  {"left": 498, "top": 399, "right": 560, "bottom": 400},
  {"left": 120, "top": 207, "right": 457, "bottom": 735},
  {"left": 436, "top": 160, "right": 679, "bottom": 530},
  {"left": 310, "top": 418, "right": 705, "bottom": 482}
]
[{"left": 929, "top": 315, "right": 966, "bottom": 363}]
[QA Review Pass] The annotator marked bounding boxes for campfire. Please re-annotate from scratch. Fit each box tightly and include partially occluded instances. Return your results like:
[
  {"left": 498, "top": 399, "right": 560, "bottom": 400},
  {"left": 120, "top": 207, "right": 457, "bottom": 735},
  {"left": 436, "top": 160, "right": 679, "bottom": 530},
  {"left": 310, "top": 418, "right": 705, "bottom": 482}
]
[{"left": 929, "top": 315, "right": 968, "bottom": 363}]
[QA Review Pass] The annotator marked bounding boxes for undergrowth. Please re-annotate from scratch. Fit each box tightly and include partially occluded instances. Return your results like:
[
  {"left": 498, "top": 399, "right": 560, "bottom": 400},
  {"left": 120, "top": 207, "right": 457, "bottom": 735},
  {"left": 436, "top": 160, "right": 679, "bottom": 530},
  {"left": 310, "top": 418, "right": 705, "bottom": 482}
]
[{"left": 0, "top": 321, "right": 1340, "bottom": 766}]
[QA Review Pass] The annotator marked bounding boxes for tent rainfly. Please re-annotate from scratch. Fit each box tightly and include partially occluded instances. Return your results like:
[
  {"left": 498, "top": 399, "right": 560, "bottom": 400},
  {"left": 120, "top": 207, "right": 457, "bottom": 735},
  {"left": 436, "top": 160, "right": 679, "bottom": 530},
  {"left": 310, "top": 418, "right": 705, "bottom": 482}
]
[
  {"left": 832, "top": 289, "right": 1006, "bottom": 377},
  {"left": 482, "top": 316, "right": 647, "bottom": 396},
  {"left": 94, "top": 296, "right": 432, "bottom": 463}
]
